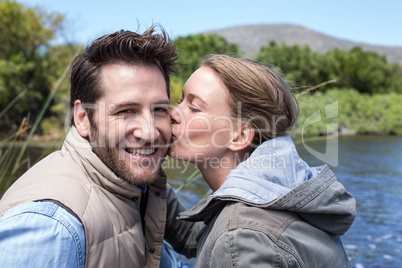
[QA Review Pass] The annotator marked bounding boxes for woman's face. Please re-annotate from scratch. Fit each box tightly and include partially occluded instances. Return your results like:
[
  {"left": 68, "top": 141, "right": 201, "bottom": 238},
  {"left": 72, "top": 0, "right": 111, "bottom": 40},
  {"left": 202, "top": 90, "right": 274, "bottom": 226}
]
[{"left": 169, "top": 66, "right": 236, "bottom": 165}]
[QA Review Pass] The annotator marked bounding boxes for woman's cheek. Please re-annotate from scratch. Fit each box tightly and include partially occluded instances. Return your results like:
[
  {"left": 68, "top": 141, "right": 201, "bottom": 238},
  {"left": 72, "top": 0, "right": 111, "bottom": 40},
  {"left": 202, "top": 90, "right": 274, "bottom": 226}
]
[
  {"left": 210, "top": 127, "right": 232, "bottom": 148},
  {"left": 185, "top": 116, "right": 212, "bottom": 146}
]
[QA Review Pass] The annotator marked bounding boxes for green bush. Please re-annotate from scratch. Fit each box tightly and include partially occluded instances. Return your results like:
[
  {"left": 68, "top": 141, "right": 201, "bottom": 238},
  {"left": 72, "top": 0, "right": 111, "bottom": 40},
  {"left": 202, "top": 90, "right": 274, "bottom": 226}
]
[{"left": 290, "top": 89, "right": 402, "bottom": 138}]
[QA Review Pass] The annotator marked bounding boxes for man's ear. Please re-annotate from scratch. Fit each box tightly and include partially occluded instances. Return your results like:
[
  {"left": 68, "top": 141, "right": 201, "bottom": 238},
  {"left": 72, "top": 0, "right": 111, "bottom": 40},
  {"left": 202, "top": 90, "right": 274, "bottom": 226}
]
[
  {"left": 228, "top": 125, "right": 255, "bottom": 152},
  {"left": 74, "top": 100, "right": 91, "bottom": 138}
]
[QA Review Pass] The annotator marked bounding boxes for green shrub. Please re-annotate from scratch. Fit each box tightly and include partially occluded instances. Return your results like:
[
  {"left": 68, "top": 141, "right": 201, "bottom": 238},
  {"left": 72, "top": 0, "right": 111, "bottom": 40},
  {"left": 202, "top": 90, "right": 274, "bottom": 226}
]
[{"left": 290, "top": 89, "right": 402, "bottom": 138}]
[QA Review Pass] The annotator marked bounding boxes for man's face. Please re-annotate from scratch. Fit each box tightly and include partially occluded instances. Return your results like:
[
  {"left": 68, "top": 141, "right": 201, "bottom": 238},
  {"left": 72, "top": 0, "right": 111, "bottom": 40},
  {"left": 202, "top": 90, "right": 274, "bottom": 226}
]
[{"left": 88, "top": 63, "right": 171, "bottom": 185}]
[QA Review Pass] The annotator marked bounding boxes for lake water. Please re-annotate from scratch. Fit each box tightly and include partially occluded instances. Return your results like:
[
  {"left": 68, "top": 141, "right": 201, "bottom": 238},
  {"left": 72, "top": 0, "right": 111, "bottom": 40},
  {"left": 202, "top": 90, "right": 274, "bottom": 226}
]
[{"left": 165, "top": 136, "right": 402, "bottom": 267}]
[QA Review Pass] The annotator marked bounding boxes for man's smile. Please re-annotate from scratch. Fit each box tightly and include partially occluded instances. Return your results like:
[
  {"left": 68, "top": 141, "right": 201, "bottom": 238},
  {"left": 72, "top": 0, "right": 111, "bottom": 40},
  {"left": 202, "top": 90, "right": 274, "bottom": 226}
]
[{"left": 124, "top": 148, "right": 156, "bottom": 156}]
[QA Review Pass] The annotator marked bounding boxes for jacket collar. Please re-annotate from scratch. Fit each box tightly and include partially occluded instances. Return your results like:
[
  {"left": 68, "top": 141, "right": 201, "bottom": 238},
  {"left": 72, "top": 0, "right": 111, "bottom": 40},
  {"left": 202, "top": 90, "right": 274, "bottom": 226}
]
[
  {"left": 179, "top": 166, "right": 355, "bottom": 235},
  {"left": 213, "top": 136, "right": 321, "bottom": 204}
]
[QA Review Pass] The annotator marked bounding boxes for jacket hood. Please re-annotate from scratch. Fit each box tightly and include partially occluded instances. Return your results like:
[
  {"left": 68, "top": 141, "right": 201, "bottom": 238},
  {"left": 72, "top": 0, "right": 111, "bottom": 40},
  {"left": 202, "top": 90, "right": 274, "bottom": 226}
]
[
  {"left": 214, "top": 136, "right": 322, "bottom": 203},
  {"left": 180, "top": 136, "right": 356, "bottom": 235}
]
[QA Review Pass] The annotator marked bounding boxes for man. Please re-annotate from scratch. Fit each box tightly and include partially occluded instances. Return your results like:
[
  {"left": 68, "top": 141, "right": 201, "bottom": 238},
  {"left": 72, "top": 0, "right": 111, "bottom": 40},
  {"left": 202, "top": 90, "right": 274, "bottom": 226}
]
[{"left": 0, "top": 26, "right": 198, "bottom": 267}]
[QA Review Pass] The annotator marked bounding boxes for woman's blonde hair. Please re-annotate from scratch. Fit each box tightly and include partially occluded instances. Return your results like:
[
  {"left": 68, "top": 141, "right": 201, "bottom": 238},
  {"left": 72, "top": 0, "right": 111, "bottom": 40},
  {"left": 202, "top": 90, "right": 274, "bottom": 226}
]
[{"left": 201, "top": 55, "right": 298, "bottom": 147}]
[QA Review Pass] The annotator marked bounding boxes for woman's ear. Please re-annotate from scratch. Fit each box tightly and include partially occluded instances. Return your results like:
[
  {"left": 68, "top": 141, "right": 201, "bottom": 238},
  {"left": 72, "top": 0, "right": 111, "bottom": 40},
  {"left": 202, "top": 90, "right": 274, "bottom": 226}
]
[
  {"left": 74, "top": 100, "right": 91, "bottom": 138},
  {"left": 228, "top": 125, "right": 255, "bottom": 152}
]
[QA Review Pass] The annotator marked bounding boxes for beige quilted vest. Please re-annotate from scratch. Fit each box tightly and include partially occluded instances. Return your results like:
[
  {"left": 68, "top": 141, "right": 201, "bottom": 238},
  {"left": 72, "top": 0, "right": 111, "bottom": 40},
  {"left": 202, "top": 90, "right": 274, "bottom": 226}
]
[{"left": 0, "top": 127, "right": 167, "bottom": 267}]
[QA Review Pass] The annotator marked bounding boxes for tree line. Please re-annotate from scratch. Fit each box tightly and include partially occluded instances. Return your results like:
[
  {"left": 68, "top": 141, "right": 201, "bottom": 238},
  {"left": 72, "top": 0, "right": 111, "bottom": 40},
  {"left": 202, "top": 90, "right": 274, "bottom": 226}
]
[{"left": 1, "top": 0, "right": 401, "bottom": 137}]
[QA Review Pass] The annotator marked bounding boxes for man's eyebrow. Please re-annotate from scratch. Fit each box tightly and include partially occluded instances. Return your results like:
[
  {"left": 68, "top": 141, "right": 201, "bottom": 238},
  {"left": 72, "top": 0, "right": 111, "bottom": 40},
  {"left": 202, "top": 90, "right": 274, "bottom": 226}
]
[
  {"left": 153, "top": 100, "right": 171, "bottom": 105},
  {"left": 113, "top": 100, "right": 170, "bottom": 107}
]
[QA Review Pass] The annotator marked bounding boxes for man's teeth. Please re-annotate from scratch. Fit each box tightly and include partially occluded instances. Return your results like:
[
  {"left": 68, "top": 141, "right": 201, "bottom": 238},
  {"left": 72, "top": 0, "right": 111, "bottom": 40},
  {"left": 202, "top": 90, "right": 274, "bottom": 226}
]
[{"left": 126, "top": 148, "right": 156, "bottom": 156}]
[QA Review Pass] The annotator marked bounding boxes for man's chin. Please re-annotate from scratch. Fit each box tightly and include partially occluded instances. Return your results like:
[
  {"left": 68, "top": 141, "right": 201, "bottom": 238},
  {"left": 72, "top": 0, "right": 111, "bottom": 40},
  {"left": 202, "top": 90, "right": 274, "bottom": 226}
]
[
  {"left": 121, "top": 165, "right": 162, "bottom": 185},
  {"left": 123, "top": 176, "right": 157, "bottom": 186}
]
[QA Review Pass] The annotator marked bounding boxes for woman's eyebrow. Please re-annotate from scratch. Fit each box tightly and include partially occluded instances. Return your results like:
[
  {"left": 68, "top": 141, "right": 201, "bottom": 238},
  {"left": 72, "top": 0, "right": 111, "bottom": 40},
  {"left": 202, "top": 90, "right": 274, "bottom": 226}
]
[{"left": 187, "top": 92, "right": 208, "bottom": 106}]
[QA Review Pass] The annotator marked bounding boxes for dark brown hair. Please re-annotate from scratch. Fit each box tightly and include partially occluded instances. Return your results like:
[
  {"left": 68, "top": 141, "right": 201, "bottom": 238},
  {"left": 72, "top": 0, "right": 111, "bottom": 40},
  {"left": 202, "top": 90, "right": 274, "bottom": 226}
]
[
  {"left": 68, "top": 25, "right": 178, "bottom": 125},
  {"left": 201, "top": 55, "right": 298, "bottom": 147}
]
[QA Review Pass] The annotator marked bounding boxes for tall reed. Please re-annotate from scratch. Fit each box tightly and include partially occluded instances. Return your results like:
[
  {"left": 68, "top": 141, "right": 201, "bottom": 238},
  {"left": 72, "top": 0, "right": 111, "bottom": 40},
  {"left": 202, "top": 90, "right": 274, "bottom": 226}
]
[{"left": 0, "top": 48, "right": 81, "bottom": 194}]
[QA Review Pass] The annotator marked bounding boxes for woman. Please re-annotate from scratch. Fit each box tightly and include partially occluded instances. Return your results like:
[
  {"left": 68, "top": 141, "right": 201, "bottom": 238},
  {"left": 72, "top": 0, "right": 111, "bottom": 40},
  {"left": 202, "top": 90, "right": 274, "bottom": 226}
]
[{"left": 169, "top": 55, "right": 355, "bottom": 267}]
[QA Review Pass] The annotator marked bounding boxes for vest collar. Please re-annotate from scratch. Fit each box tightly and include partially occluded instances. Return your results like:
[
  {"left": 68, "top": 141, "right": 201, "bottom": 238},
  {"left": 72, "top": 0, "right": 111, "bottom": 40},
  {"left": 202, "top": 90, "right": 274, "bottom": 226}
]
[{"left": 63, "top": 126, "right": 142, "bottom": 200}]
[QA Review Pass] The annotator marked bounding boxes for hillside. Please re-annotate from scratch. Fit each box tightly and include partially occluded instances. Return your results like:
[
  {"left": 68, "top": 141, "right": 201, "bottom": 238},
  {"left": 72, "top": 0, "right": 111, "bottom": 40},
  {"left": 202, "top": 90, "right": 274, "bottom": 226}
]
[{"left": 205, "top": 24, "right": 402, "bottom": 65}]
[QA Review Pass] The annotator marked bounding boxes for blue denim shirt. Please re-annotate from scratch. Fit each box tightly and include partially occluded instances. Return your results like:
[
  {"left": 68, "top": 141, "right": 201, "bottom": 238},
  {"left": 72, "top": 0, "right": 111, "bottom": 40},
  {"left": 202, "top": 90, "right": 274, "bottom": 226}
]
[
  {"left": 0, "top": 201, "right": 181, "bottom": 267},
  {"left": 0, "top": 201, "right": 86, "bottom": 267}
]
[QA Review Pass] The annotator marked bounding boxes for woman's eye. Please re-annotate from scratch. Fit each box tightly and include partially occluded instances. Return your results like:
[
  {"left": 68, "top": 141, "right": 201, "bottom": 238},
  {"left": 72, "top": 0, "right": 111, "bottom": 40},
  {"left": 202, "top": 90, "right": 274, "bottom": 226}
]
[{"left": 188, "top": 106, "right": 200, "bottom": 112}]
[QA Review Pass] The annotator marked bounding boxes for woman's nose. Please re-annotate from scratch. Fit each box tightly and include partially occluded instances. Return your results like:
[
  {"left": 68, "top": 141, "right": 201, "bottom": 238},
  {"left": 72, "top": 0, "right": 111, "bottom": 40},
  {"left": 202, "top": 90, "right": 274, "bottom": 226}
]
[{"left": 169, "top": 107, "right": 181, "bottom": 125}]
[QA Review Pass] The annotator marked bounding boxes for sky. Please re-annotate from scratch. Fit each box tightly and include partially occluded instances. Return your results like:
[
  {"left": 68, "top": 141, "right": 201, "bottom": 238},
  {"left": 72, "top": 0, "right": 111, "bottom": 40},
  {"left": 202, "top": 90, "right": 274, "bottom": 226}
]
[{"left": 17, "top": 0, "right": 402, "bottom": 47}]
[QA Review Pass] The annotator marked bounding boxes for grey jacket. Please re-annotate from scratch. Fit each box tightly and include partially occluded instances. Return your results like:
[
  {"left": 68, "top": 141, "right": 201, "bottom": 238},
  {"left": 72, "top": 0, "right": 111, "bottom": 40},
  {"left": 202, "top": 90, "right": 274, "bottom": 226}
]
[{"left": 179, "top": 136, "right": 355, "bottom": 267}]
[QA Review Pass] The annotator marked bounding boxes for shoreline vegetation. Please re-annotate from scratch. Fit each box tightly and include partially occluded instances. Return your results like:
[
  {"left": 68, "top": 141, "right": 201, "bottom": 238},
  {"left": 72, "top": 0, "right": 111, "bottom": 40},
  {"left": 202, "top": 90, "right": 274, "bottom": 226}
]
[{"left": 293, "top": 88, "right": 402, "bottom": 137}]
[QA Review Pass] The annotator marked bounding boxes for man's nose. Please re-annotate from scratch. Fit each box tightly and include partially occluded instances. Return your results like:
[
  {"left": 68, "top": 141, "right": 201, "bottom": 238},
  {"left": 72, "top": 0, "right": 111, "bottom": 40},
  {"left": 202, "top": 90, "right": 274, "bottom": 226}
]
[{"left": 132, "top": 115, "right": 160, "bottom": 143}]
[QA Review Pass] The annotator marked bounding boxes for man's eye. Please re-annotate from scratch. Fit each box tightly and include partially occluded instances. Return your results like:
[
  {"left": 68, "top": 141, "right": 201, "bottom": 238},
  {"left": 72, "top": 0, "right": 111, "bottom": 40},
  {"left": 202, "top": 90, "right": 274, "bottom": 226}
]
[
  {"left": 117, "top": 109, "right": 135, "bottom": 115},
  {"left": 153, "top": 107, "right": 169, "bottom": 115}
]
